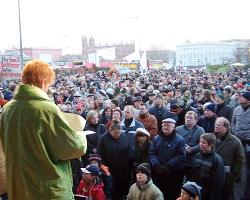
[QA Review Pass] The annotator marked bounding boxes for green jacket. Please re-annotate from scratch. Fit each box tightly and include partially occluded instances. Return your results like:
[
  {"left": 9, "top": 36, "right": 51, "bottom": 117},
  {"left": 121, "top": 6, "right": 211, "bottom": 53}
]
[
  {"left": 0, "top": 84, "right": 87, "bottom": 200},
  {"left": 216, "top": 132, "right": 245, "bottom": 185},
  {"left": 127, "top": 179, "right": 164, "bottom": 200}
]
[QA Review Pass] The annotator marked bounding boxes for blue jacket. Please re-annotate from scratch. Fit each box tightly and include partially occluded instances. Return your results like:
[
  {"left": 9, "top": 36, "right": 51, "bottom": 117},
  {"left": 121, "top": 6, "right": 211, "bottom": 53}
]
[{"left": 149, "top": 132, "right": 186, "bottom": 171}]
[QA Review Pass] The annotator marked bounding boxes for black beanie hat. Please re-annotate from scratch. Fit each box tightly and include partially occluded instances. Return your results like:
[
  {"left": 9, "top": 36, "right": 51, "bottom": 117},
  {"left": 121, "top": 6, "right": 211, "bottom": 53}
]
[{"left": 136, "top": 163, "right": 151, "bottom": 178}]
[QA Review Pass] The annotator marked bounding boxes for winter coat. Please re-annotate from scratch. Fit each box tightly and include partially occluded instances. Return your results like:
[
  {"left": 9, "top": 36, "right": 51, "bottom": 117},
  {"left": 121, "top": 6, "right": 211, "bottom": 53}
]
[
  {"left": 97, "top": 132, "right": 133, "bottom": 199},
  {"left": 137, "top": 113, "right": 158, "bottom": 140},
  {"left": 149, "top": 132, "right": 186, "bottom": 172},
  {"left": 134, "top": 140, "right": 152, "bottom": 166},
  {"left": 216, "top": 103, "right": 233, "bottom": 122},
  {"left": 229, "top": 99, "right": 240, "bottom": 110},
  {"left": 215, "top": 132, "right": 245, "bottom": 185},
  {"left": 149, "top": 105, "right": 178, "bottom": 131},
  {"left": 76, "top": 179, "right": 105, "bottom": 200},
  {"left": 175, "top": 125, "right": 205, "bottom": 165},
  {"left": 145, "top": 100, "right": 154, "bottom": 110},
  {"left": 97, "top": 132, "right": 133, "bottom": 175},
  {"left": 189, "top": 151, "right": 225, "bottom": 200},
  {"left": 121, "top": 118, "right": 144, "bottom": 152},
  {"left": 84, "top": 123, "right": 106, "bottom": 154},
  {"left": 0, "top": 84, "right": 87, "bottom": 200},
  {"left": 197, "top": 115, "right": 217, "bottom": 133},
  {"left": 231, "top": 105, "right": 250, "bottom": 141},
  {"left": 127, "top": 179, "right": 164, "bottom": 200},
  {"left": 0, "top": 140, "right": 6, "bottom": 195}
]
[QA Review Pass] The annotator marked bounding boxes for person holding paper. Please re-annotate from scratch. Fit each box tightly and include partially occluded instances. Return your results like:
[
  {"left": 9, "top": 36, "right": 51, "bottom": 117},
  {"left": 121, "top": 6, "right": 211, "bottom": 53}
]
[{"left": 0, "top": 59, "right": 87, "bottom": 200}]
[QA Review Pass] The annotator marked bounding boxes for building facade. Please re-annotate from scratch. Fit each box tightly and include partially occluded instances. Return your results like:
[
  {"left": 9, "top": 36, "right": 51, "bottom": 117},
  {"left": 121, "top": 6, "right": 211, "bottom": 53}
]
[
  {"left": 176, "top": 40, "right": 250, "bottom": 67},
  {"left": 81, "top": 36, "right": 135, "bottom": 61},
  {"left": 5, "top": 48, "right": 62, "bottom": 63}
]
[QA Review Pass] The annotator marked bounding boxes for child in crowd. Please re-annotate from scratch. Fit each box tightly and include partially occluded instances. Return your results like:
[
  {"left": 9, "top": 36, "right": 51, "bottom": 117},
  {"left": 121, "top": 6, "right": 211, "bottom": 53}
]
[
  {"left": 127, "top": 163, "right": 164, "bottom": 200},
  {"left": 76, "top": 165, "right": 105, "bottom": 200},
  {"left": 88, "top": 154, "right": 112, "bottom": 199},
  {"left": 176, "top": 181, "right": 201, "bottom": 200}
]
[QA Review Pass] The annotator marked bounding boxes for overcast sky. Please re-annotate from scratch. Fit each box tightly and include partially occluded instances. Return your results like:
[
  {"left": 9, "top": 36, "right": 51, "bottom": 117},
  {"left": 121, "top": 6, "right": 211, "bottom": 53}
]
[{"left": 1, "top": 0, "right": 250, "bottom": 54}]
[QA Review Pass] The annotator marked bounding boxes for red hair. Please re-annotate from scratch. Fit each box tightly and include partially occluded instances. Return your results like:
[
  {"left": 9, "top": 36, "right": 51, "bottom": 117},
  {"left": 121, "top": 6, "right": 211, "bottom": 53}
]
[{"left": 22, "top": 59, "right": 55, "bottom": 88}]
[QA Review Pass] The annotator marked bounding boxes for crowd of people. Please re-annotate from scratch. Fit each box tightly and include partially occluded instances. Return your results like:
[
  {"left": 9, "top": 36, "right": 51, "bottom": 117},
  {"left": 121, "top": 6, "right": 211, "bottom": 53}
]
[{"left": 0, "top": 59, "right": 250, "bottom": 200}]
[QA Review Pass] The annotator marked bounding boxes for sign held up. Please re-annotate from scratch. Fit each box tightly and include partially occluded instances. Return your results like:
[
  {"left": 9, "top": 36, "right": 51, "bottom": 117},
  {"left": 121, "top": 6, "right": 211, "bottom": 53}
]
[{"left": 1, "top": 55, "right": 22, "bottom": 80}]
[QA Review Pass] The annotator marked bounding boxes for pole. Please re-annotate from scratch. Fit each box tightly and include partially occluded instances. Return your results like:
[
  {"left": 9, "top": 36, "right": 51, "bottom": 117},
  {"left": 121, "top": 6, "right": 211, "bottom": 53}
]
[{"left": 18, "top": 0, "right": 24, "bottom": 69}]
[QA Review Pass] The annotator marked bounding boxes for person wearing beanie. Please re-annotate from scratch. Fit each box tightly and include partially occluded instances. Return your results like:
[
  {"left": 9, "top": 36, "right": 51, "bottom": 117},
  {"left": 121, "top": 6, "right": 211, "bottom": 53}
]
[
  {"left": 127, "top": 163, "right": 164, "bottom": 200},
  {"left": 110, "top": 99, "right": 120, "bottom": 110},
  {"left": 215, "top": 95, "right": 233, "bottom": 122},
  {"left": 145, "top": 92, "right": 156, "bottom": 109},
  {"left": 88, "top": 154, "right": 112, "bottom": 199},
  {"left": 197, "top": 103, "right": 217, "bottom": 133},
  {"left": 149, "top": 94, "right": 178, "bottom": 132},
  {"left": 176, "top": 181, "right": 201, "bottom": 200},
  {"left": 231, "top": 90, "right": 250, "bottom": 199}
]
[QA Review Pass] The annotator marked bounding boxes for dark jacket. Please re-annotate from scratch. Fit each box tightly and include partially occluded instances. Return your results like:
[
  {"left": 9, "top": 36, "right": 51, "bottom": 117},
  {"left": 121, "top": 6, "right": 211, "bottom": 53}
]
[
  {"left": 134, "top": 140, "right": 153, "bottom": 166},
  {"left": 197, "top": 116, "right": 217, "bottom": 133},
  {"left": 175, "top": 124, "right": 205, "bottom": 165},
  {"left": 216, "top": 103, "right": 233, "bottom": 122},
  {"left": 121, "top": 118, "right": 144, "bottom": 152},
  {"left": 97, "top": 132, "right": 133, "bottom": 175},
  {"left": 149, "top": 131, "right": 186, "bottom": 172},
  {"left": 97, "top": 132, "right": 133, "bottom": 199},
  {"left": 149, "top": 105, "right": 178, "bottom": 131},
  {"left": 190, "top": 151, "right": 225, "bottom": 200},
  {"left": 215, "top": 132, "right": 245, "bottom": 185},
  {"left": 84, "top": 123, "right": 106, "bottom": 154}
]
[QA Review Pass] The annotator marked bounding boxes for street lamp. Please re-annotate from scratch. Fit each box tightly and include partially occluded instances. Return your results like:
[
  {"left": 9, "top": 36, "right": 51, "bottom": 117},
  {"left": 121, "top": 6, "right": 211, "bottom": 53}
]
[{"left": 18, "top": 0, "right": 24, "bottom": 69}]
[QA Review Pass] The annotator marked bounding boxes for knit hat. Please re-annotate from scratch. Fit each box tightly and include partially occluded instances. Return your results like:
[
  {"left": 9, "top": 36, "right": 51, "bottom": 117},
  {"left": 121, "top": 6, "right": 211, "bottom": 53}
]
[
  {"left": 135, "top": 128, "right": 150, "bottom": 137},
  {"left": 111, "top": 99, "right": 120, "bottom": 107},
  {"left": 241, "top": 91, "right": 250, "bottom": 101},
  {"left": 182, "top": 181, "right": 202, "bottom": 199},
  {"left": 224, "top": 86, "right": 232, "bottom": 94},
  {"left": 88, "top": 154, "right": 102, "bottom": 163},
  {"left": 217, "top": 94, "right": 225, "bottom": 101},
  {"left": 136, "top": 163, "right": 151, "bottom": 178},
  {"left": 81, "top": 165, "right": 99, "bottom": 176},
  {"left": 134, "top": 96, "right": 143, "bottom": 102},
  {"left": 205, "top": 103, "right": 216, "bottom": 113}
]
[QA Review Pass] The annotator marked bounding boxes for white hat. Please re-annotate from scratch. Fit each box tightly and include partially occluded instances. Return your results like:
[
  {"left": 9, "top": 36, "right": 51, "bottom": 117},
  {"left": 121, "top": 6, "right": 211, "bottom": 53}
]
[
  {"left": 162, "top": 118, "right": 176, "bottom": 124},
  {"left": 135, "top": 128, "right": 150, "bottom": 137}
]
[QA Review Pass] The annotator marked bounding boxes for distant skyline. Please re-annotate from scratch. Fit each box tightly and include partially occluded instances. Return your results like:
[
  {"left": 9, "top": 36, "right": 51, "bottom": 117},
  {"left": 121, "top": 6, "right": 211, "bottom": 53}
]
[{"left": 1, "top": 0, "right": 250, "bottom": 55}]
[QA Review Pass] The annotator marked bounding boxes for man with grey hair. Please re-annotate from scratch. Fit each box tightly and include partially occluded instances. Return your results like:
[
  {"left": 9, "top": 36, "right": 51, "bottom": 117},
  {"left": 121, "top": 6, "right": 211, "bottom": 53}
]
[
  {"left": 214, "top": 117, "right": 245, "bottom": 200},
  {"left": 231, "top": 91, "right": 250, "bottom": 200}
]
